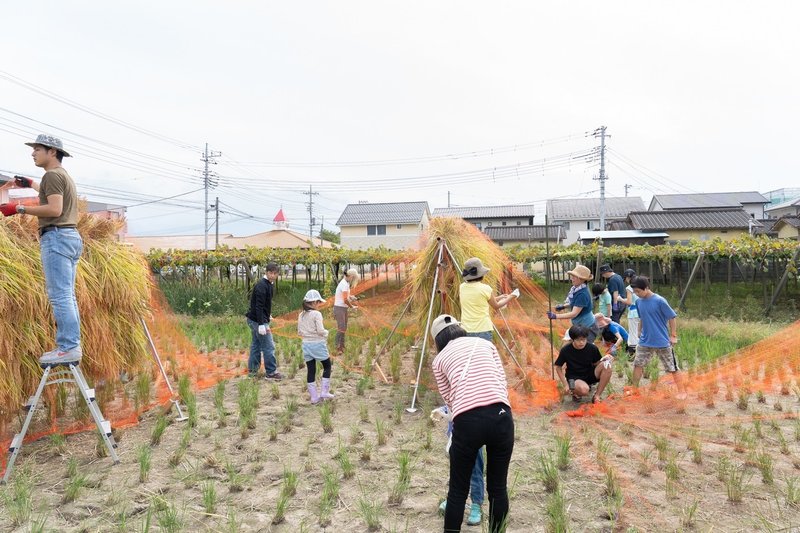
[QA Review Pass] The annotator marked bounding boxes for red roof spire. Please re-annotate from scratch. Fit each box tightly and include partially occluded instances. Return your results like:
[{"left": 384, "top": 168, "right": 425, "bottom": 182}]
[{"left": 273, "top": 208, "right": 286, "bottom": 222}]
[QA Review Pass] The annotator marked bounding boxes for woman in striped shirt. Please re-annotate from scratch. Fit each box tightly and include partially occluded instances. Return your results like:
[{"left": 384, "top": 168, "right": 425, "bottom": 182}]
[{"left": 431, "top": 314, "right": 514, "bottom": 533}]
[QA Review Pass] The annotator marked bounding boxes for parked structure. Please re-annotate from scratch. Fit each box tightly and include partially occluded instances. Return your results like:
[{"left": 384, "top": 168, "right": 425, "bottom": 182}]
[
  {"left": 546, "top": 196, "right": 645, "bottom": 244},
  {"left": 432, "top": 205, "right": 536, "bottom": 232},
  {"left": 337, "top": 201, "right": 430, "bottom": 250},
  {"left": 648, "top": 191, "right": 769, "bottom": 219}
]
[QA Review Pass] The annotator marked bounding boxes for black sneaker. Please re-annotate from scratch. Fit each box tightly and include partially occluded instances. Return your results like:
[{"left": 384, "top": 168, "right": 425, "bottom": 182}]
[{"left": 265, "top": 371, "right": 283, "bottom": 381}]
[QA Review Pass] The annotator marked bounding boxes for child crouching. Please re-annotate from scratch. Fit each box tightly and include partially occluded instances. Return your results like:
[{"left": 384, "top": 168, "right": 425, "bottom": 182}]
[{"left": 298, "top": 290, "right": 334, "bottom": 404}]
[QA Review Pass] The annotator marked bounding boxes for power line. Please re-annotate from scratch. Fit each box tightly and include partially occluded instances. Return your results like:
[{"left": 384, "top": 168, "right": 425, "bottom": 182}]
[
  {"left": 0, "top": 70, "right": 201, "bottom": 151},
  {"left": 220, "top": 131, "right": 593, "bottom": 168}
]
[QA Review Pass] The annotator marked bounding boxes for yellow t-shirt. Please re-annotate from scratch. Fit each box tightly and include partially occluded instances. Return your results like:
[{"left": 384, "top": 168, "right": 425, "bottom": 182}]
[{"left": 459, "top": 282, "right": 493, "bottom": 333}]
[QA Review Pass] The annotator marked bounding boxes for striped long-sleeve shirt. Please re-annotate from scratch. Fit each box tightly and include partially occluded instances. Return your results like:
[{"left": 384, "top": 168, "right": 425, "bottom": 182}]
[{"left": 431, "top": 336, "right": 510, "bottom": 420}]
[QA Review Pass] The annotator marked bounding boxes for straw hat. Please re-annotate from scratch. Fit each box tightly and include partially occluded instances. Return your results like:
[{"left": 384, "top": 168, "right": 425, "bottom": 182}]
[
  {"left": 462, "top": 257, "right": 490, "bottom": 281},
  {"left": 24, "top": 134, "right": 72, "bottom": 157},
  {"left": 430, "top": 314, "right": 461, "bottom": 339},
  {"left": 566, "top": 264, "right": 593, "bottom": 281}
]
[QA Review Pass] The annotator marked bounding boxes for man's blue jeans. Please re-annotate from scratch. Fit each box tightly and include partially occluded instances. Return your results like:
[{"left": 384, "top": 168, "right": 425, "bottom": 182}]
[
  {"left": 466, "top": 331, "right": 493, "bottom": 342},
  {"left": 40, "top": 228, "right": 83, "bottom": 351},
  {"left": 246, "top": 318, "right": 276, "bottom": 374}
]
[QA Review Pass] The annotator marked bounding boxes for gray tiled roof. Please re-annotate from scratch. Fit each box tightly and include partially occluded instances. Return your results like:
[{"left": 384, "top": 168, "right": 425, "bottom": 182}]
[
  {"left": 650, "top": 191, "right": 768, "bottom": 210},
  {"left": 484, "top": 225, "right": 566, "bottom": 241},
  {"left": 774, "top": 216, "right": 800, "bottom": 230},
  {"left": 628, "top": 209, "right": 762, "bottom": 230},
  {"left": 432, "top": 204, "right": 536, "bottom": 219},
  {"left": 336, "top": 201, "right": 429, "bottom": 226},
  {"left": 547, "top": 197, "right": 645, "bottom": 220}
]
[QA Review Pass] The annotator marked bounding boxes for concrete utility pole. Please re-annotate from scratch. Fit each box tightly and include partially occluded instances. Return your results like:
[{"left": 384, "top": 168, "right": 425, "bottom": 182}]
[
  {"left": 201, "top": 143, "right": 222, "bottom": 250},
  {"left": 303, "top": 185, "right": 319, "bottom": 239},
  {"left": 624, "top": 183, "right": 632, "bottom": 197},
  {"left": 320, "top": 215, "right": 325, "bottom": 246},
  {"left": 214, "top": 196, "right": 219, "bottom": 248},
  {"left": 592, "top": 126, "right": 609, "bottom": 230}
]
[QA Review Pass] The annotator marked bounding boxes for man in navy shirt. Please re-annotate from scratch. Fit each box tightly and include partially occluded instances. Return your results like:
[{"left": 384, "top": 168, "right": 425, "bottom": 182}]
[
  {"left": 629, "top": 276, "right": 685, "bottom": 398},
  {"left": 599, "top": 264, "right": 626, "bottom": 323}
]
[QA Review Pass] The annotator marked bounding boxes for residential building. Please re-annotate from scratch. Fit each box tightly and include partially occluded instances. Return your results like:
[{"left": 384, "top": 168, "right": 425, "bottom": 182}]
[
  {"left": 649, "top": 191, "right": 769, "bottom": 219},
  {"left": 127, "top": 209, "right": 334, "bottom": 253},
  {"left": 336, "top": 201, "right": 430, "bottom": 250},
  {"left": 546, "top": 196, "right": 645, "bottom": 244},
  {"left": 625, "top": 208, "right": 761, "bottom": 243},
  {"left": 763, "top": 188, "right": 800, "bottom": 207},
  {"left": 773, "top": 216, "right": 800, "bottom": 240},
  {"left": 484, "top": 225, "right": 565, "bottom": 246},
  {"left": 432, "top": 205, "right": 536, "bottom": 232},
  {"left": 765, "top": 197, "right": 800, "bottom": 219}
]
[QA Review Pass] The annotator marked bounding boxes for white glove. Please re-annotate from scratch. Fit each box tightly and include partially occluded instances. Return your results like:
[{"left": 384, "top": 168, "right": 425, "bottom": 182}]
[
  {"left": 511, "top": 288, "right": 520, "bottom": 298},
  {"left": 430, "top": 406, "right": 452, "bottom": 423},
  {"left": 257, "top": 324, "right": 268, "bottom": 335}
]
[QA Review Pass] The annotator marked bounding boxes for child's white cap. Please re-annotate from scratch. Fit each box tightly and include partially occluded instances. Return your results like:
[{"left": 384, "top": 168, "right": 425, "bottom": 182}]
[{"left": 303, "top": 289, "right": 325, "bottom": 302}]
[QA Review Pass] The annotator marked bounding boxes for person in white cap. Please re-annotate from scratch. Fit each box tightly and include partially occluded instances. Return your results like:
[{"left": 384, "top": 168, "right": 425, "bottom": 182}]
[
  {"left": 298, "top": 289, "right": 334, "bottom": 403},
  {"left": 430, "top": 314, "right": 514, "bottom": 533},
  {"left": 333, "top": 268, "right": 360, "bottom": 355},
  {"left": 1, "top": 134, "right": 83, "bottom": 364}
]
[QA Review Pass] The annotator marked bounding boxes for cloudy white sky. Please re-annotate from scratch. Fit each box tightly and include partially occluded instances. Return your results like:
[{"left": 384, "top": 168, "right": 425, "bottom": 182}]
[{"left": 1, "top": 1, "right": 797, "bottom": 238}]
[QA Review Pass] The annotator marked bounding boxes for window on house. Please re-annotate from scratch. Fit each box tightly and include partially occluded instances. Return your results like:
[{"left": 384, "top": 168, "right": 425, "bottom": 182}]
[
  {"left": 367, "top": 225, "right": 387, "bottom": 235},
  {"left": 528, "top": 217, "right": 534, "bottom": 225},
  {"left": 396, "top": 224, "right": 402, "bottom": 229},
  {"left": 502, "top": 221, "right": 507, "bottom": 226},
  {"left": 516, "top": 220, "right": 521, "bottom": 225},
  {"left": 562, "top": 221, "right": 570, "bottom": 230},
  {"left": 475, "top": 222, "right": 482, "bottom": 230}
]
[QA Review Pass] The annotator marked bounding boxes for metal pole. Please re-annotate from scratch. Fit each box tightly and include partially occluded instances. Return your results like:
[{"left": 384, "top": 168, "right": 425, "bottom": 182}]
[
  {"left": 407, "top": 240, "right": 445, "bottom": 413},
  {"left": 766, "top": 246, "right": 800, "bottom": 315},
  {"left": 678, "top": 252, "right": 705, "bottom": 311},
  {"left": 141, "top": 317, "right": 188, "bottom": 421},
  {"left": 372, "top": 296, "right": 414, "bottom": 381},
  {"left": 214, "top": 196, "right": 219, "bottom": 249},
  {"left": 204, "top": 143, "right": 209, "bottom": 251},
  {"left": 546, "top": 215, "right": 555, "bottom": 380}
]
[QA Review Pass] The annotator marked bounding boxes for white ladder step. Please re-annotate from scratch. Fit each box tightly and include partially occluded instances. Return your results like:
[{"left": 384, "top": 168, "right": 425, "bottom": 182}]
[
  {"left": 9, "top": 434, "right": 22, "bottom": 453},
  {"left": 101, "top": 420, "right": 112, "bottom": 436},
  {"left": 85, "top": 388, "right": 96, "bottom": 402},
  {"left": 24, "top": 396, "right": 36, "bottom": 411}
]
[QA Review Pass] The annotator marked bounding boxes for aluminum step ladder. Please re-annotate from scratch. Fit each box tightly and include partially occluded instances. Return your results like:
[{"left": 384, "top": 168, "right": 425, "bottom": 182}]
[{"left": 2, "top": 359, "right": 119, "bottom": 484}]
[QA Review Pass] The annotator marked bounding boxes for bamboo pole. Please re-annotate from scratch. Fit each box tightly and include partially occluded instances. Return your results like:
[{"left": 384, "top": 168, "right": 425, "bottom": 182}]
[{"left": 546, "top": 216, "right": 555, "bottom": 380}]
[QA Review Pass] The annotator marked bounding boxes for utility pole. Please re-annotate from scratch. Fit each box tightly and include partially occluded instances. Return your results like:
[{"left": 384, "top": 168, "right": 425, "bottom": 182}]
[
  {"left": 303, "top": 185, "right": 319, "bottom": 240},
  {"left": 447, "top": 191, "right": 451, "bottom": 208},
  {"left": 320, "top": 215, "right": 324, "bottom": 246},
  {"left": 214, "top": 196, "right": 219, "bottom": 248},
  {"left": 624, "top": 183, "right": 632, "bottom": 197},
  {"left": 592, "top": 126, "right": 609, "bottom": 230},
  {"left": 201, "top": 143, "right": 222, "bottom": 250}
]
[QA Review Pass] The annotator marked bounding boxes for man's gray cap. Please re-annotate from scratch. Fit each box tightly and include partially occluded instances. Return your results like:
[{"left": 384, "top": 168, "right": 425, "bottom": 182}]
[{"left": 25, "top": 134, "right": 72, "bottom": 157}]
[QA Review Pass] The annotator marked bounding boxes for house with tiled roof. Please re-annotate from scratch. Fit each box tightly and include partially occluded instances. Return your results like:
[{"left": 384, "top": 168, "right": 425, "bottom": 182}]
[
  {"left": 624, "top": 208, "right": 761, "bottom": 243},
  {"left": 649, "top": 191, "right": 769, "bottom": 219},
  {"left": 432, "top": 205, "right": 536, "bottom": 232},
  {"left": 484, "top": 225, "right": 566, "bottom": 247},
  {"left": 546, "top": 196, "right": 645, "bottom": 244},
  {"left": 336, "top": 201, "right": 430, "bottom": 250},
  {"left": 773, "top": 216, "right": 800, "bottom": 240}
]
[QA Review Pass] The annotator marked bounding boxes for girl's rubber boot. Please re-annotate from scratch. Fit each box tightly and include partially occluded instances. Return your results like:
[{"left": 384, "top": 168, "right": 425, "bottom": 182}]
[
  {"left": 307, "top": 383, "right": 321, "bottom": 404},
  {"left": 466, "top": 503, "right": 482, "bottom": 526},
  {"left": 320, "top": 377, "right": 335, "bottom": 400}
]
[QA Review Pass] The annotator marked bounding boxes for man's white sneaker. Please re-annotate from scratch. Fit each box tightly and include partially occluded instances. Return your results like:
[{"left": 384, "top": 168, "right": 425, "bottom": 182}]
[{"left": 39, "top": 346, "right": 82, "bottom": 365}]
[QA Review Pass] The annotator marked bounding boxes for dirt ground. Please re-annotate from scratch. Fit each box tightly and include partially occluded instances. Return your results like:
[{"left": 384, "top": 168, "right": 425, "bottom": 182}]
[{"left": 3, "top": 351, "right": 800, "bottom": 532}]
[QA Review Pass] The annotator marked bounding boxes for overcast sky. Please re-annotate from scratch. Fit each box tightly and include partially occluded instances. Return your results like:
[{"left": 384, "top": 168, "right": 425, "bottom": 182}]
[{"left": 1, "top": 1, "right": 797, "bottom": 238}]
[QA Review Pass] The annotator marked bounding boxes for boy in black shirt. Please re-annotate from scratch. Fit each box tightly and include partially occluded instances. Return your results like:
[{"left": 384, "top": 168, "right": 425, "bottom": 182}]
[{"left": 553, "top": 325, "right": 614, "bottom": 403}]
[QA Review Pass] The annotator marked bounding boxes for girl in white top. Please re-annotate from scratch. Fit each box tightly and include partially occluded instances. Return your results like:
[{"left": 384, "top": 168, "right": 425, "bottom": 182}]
[
  {"left": 298, "top": 290, "right": 334, "bottom": 403},
  {"left": 333, "top": 268, "right": 359, "bottom": 354}
]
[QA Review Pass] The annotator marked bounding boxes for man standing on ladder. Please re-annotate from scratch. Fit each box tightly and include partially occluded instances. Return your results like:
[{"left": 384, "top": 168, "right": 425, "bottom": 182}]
[{"left": 1, "top": 135, "right": 83, "bottom": 364}]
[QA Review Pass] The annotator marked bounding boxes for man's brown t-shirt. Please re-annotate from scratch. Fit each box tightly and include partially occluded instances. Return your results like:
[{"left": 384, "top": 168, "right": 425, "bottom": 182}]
[{"left": 38, "top": 167, "right": 78, "bottom": 229}]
